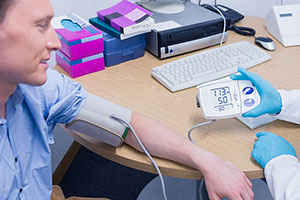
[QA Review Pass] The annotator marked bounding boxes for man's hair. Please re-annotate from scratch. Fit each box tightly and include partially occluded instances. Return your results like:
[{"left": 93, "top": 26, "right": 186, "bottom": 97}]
[{"left": 0, "top": 0, "right": 14, "bottom": 23}]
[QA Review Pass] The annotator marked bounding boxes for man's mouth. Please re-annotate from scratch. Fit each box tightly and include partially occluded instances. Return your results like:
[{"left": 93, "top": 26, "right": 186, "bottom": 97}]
[{"left": 40, "top": 60, "right": 49, "bottom": 64}]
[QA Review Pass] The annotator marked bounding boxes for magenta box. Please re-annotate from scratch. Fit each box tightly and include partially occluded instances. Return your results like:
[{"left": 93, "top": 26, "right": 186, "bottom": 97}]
[
  {"left": 56, "top": 50, "right": 105, "bottom": 78},
  {"left": 97, "top": 0, "right": 152, "bottom": 33},
  {"left": 52, "top": 13, "right": 104, "bottom": 60}
]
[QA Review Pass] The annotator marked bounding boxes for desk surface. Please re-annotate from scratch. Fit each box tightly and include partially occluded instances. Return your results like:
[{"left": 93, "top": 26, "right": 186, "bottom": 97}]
[{"left": 55, "top": 16, "right": 300, "bottom": 179}]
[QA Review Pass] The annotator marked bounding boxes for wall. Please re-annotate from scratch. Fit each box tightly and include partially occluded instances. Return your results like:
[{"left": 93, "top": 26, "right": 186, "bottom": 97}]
[
  {"left": 50, "top": 0, "right": 300, "bottom": 20},
  {"left": 49, "top": 0, "right": 300, "bottom": 172}
]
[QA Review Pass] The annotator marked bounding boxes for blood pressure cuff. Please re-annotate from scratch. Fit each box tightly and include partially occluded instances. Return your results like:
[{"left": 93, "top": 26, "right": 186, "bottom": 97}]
[{"left": 65, "top": 92, "right": 132, "bottom": 147}]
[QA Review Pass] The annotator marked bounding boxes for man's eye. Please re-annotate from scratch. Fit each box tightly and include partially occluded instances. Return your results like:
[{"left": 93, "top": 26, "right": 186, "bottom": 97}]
[{"left": 38, "top": 23, "right": 49, "bottom": 30}]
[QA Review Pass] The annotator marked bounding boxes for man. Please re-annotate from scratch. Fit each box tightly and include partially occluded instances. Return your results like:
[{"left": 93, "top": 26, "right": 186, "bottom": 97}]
[
  {"left": 231, "top": 67, "right": 300, "bottom": 200},
  {"left": 0, "top": 0, "right": 254, "bottom": 199}
]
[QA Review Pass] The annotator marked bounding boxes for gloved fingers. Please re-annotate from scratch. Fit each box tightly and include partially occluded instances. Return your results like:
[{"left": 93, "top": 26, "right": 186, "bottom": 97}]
[
  {"left": 251, "top": 140, "right": 263, "bottom": 153},
  {"left": 246, "top": 92, "right": 281, "bottom": 116},
  {"left": 237, "top": 66, "right": 253, "bottom": 79},
  {"left": 237, "top": 67, "right": 279, "bottom": 95},
  {"left": 252, "top": 140, "right": 258, "bottom": 149},
  {"left": 251, "top": 149, "right": 265, "bottom": 168},
  {"left": 230, "top": 74, "right": 247, "bottom": 80},
  {"left": 237, "top": 67, "right": 264, "bottom": 86},
  {"left": 251, "top": 149, "right": 256, "bottom": 159},
  {"left": 232, "top": 67, "right": 270, "bottom": 95},
  {"left": 237, "top": 66, "right": 252, "bottom": 77},
  {"left": 256, "top": 132, "right": 274, "bottom": 138},
  {"left": 232, "top": 68, "right": 265, "bottom": 97},
  {"left": 230, "top": 66, "right": 248, "bottom": 80},
  {"left": 251, "top": 142, "right": 259, "bottom": 159},
  {"left": 279, "top": 136, "right": 291, "bottom": 145},
  {"left": 251, "top": 149, "right": 258, "bottom": 161},
  {"left": 242, "top": 110, "right": 258, "bottom": 118},
  {"left": 242, "top": 104, "right": 266, "bottom": 118}
]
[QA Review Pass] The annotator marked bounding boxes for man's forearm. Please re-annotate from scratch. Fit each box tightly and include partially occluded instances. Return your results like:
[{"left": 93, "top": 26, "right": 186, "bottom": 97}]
[
  {"left": 125, "top": 112, "right": 224, "bottom": 174},
  {"left": 125, "top": 112, "right": 254, "bottom": 200}
]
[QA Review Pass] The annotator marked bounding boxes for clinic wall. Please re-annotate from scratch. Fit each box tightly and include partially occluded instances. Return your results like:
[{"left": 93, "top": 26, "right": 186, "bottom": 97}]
[
  {"left": 50, "top": 0, "right": 300, "bottom": 20},
  {"left": 49, "top": 0, "right": 300, "bottom": 172},
  {"left": 50, "top": 0, "right": 120, "bottom": 20}
]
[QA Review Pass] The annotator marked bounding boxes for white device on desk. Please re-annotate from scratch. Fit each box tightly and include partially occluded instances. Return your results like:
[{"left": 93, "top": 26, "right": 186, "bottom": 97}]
[
  {"left": 265, "top": 4, "right": 300, "bottom": 47},
  {"left": 188, "top": 76, "right": 260, "bottom": 143},
  {"left": 196, "top": 77, "right": 260, "bottom": 119}
]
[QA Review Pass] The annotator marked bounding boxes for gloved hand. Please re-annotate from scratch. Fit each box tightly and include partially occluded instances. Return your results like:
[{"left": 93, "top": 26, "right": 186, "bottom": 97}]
[
  {"left": 251, "top": 132, "right": 297, "bottom": 168},
  {"left": 230, "top": 66, "right": 282, "bottom": 117}
]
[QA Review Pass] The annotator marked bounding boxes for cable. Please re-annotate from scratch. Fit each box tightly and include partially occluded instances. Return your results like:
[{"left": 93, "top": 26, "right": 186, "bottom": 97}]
[
  {"left": 228, "top": 24, "right": 267, "bottom": 47},
  {"left": 228, "top": 24, "right": 256, "bottom": 37},
  {"left": 188, "top": 120, "right": 216, "bottom": 143},
  {"left": 202, "top": 4, "right": 227, "bottom": 47},
  {"left": 110, "top": 115, "right": 168, "bottom": 200},
  {"left": 200, "top": 4, "right": 257, "bottom": 40}
]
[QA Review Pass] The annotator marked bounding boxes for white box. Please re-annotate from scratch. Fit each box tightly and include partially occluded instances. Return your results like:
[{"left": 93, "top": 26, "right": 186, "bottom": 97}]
[{"left": 236, "top": 114, "right": 277, "bottom": 129}]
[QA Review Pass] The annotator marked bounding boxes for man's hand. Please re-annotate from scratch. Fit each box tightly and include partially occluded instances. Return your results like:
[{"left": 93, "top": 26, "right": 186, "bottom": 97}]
[
  {"left": 230, "top": 66, "right": 282, "bottom": 117},
  {"left": 126, "top": 113, "right": 254, "bottom": 199},
  {"left": 252, "top": 132, "right": 297, "bottom": 168},
  {"left": 202, "top": 153, "right": 254, "bottom": 200}
]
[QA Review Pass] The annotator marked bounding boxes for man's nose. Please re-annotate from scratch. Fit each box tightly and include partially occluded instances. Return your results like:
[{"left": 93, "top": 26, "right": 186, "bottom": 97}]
[{"left": 47, "top": 26, "right": 62, "bottom": 51}]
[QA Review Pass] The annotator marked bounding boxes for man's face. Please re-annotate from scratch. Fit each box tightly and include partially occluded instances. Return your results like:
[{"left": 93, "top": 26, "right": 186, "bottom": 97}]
[{"left": 0, "top": 0, "right": 61, "bottom": 86}]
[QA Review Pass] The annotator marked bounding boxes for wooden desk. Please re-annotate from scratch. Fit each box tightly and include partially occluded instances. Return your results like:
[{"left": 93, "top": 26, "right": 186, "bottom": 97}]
[{"left": 55, "top": 16, "right": 300, "bottom": 180}]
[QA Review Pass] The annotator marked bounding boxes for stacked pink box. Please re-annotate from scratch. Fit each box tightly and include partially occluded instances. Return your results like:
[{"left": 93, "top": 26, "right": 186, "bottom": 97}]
[{"left": 52, "top": 13, "right": 105, "bottom": 78}]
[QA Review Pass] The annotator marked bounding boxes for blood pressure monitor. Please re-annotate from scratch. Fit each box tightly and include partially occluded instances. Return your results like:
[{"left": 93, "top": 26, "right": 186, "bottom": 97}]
[{"left": 196, "top": 77, "right": 260, "bottom": 119}]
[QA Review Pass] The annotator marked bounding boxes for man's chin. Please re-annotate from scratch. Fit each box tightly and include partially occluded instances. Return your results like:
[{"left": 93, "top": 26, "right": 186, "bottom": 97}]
[
  {"left": 33, "top": 79, "right": 47, "bottom": 86},
  {"left": 34, "top": 77, "right": 47, "bottom": 86},
  {"left": 24, "top": 74, "right": 48, "bottom": 86}
]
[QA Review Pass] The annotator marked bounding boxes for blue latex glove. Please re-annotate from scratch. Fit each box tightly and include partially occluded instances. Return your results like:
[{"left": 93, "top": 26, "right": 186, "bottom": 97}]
[
  {"left": 251, "top": 132, "right": 297, "bottom": 168},
  {"left": 230, "top": 66, "right": 282, "bottom": 117}
]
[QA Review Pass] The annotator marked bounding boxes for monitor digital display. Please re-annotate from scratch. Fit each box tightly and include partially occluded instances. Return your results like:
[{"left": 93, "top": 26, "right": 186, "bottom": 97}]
[{"left": 211, "top": 86, "right": 233, "bottom": 112}]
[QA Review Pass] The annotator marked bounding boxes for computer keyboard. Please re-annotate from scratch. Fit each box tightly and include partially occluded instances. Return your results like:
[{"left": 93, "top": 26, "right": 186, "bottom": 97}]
[{"left": 152, "top": 41, "right": 271, "bottom": 92}]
